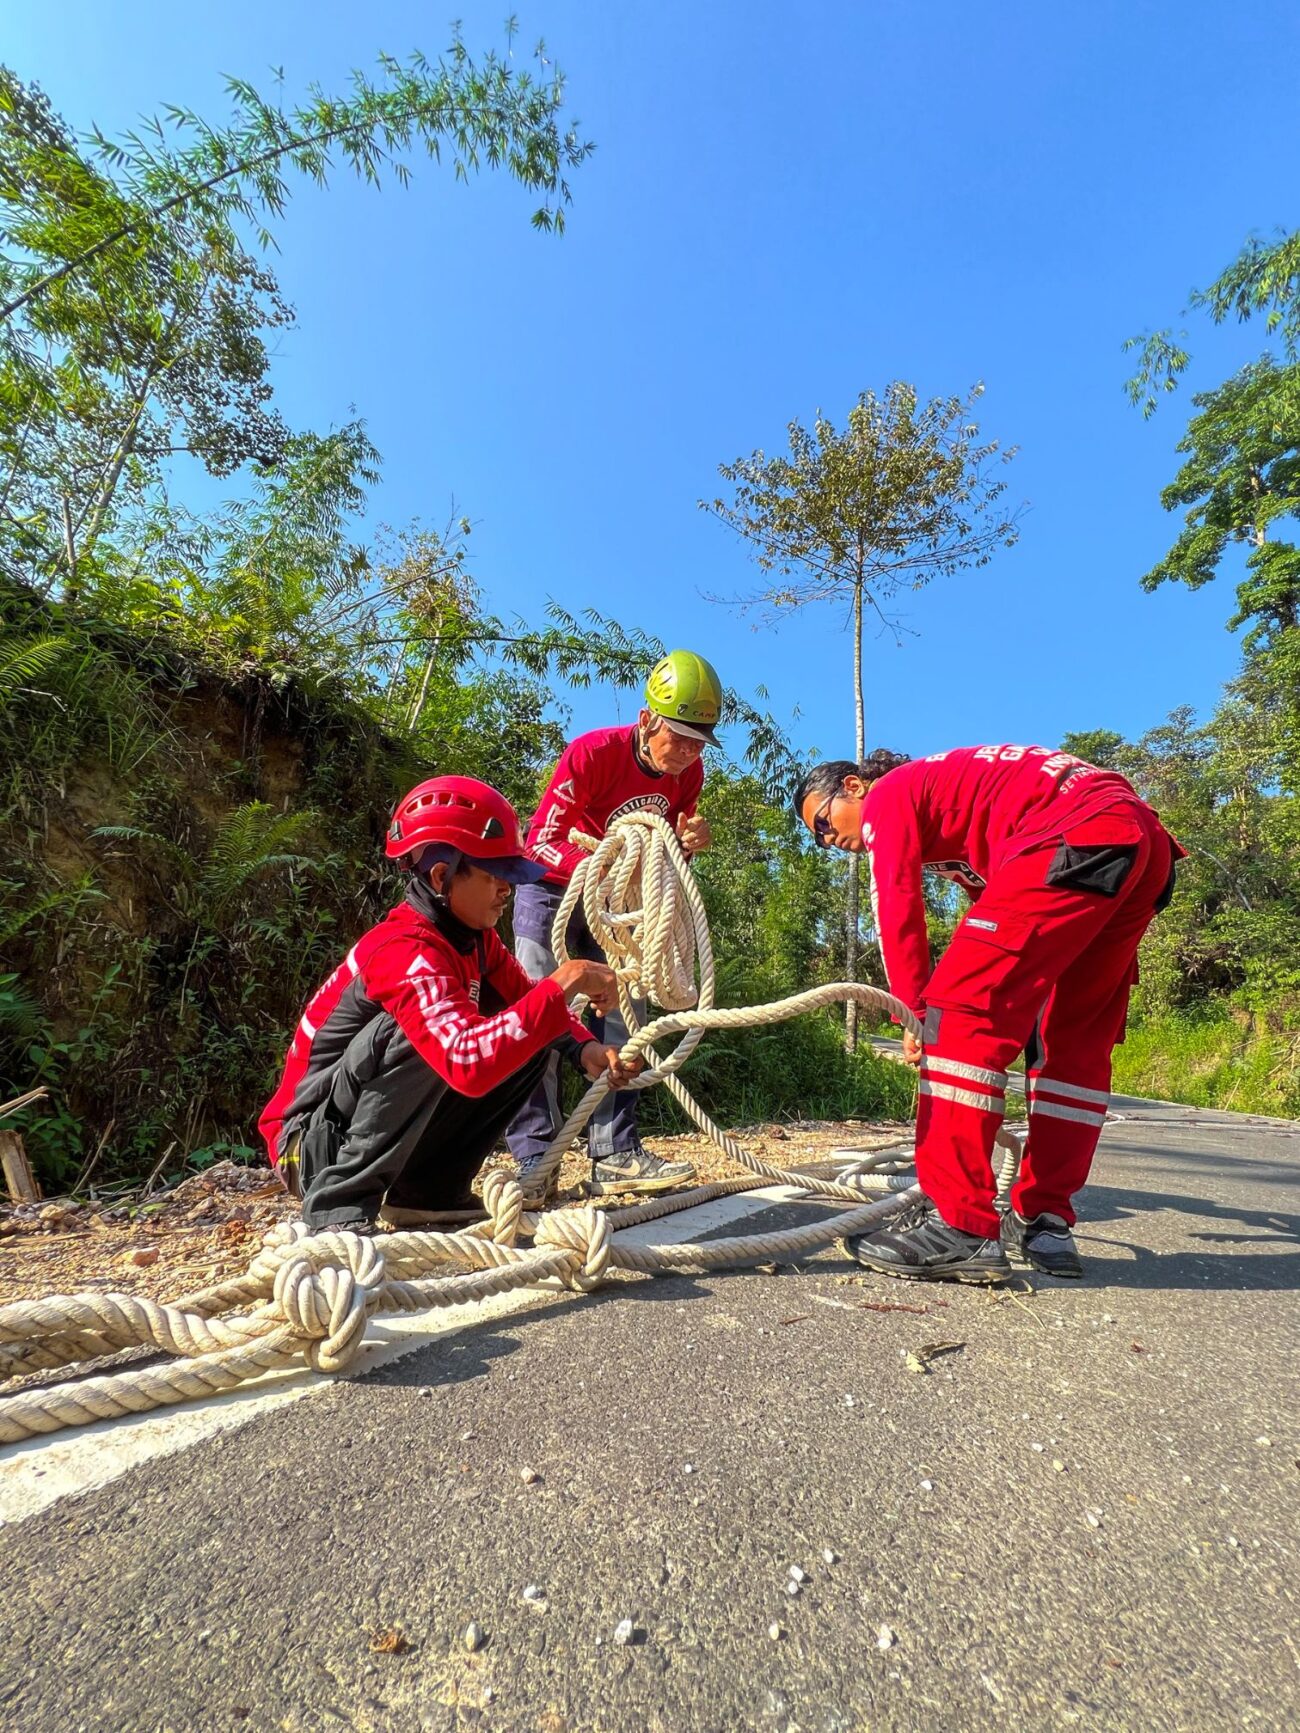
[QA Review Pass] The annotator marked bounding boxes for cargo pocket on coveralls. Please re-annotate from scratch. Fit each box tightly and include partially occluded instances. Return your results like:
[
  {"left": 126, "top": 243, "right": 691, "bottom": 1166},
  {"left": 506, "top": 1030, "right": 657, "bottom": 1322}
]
[
  {"left": 925, "top": 909, "right": 1035, "bottom": 1017},
  {"left": 1044, "top": 840, "right": 1139, "bottom": 897}
]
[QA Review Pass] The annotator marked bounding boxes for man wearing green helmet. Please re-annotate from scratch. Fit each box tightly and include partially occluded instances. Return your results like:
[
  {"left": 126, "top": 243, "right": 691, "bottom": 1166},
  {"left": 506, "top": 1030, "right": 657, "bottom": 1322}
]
[{"left": 506, "top": 650, "right": 723, "bottom": 1198}]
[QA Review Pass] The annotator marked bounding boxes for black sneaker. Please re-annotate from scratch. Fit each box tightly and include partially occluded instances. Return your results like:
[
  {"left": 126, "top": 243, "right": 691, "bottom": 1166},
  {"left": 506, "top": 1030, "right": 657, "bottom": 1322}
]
[
  {"left": 845, "top": 1198, "right": 1011, "bottom": 1284},
  {"left": 588, "top": 1143, "right": 695, "bottom": 1195},
  {"left": 302, "top": 1216, "right": 382, "bottom": 1237},
  {"left": 1001, "top": 1210, "right": 1083, "bottom": 1279}
]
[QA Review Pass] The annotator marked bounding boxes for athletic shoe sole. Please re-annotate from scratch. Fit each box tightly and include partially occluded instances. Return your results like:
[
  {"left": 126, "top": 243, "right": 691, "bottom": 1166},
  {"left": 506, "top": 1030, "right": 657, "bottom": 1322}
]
[
  {"left": 1018, "top": 1250, "right": 1084, "bottom": 1279},
  {"left": 586, "top": 1171, "right": 693, "bottom": 1197}
]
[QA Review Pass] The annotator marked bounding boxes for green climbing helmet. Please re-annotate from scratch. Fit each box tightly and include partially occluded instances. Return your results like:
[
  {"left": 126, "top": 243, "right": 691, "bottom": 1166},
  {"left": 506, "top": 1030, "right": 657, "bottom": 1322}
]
[{"left": 644, "top": 649, "right": 723, "bottom": 743}]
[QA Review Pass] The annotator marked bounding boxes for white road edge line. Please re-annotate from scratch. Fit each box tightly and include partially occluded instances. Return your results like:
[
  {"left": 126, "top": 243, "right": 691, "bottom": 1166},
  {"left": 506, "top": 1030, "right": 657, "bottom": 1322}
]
[{"left": 1, "top": 1185, "right": 832, "bottom": 1526}]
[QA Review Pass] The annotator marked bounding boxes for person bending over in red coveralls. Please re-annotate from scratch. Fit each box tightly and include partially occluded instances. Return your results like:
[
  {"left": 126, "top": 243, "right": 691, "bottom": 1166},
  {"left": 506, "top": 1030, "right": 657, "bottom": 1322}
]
[
  {"left": 796, "top": 745, "right": 1184, "bottom": 1284},
  {"left": 259, "top": 776, "right": 640, "bottom": 1233}
]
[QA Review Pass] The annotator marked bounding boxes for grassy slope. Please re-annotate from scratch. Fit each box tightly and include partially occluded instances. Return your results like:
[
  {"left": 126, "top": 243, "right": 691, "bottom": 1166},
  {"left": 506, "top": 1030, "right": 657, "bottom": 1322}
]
[{"left": 1111, "top": 1010, "right": 1300, "bottom": 1119}]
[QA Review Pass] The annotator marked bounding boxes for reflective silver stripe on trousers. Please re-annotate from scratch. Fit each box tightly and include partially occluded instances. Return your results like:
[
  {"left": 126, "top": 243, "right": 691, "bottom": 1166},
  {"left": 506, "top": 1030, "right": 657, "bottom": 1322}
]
[
  {"left": 1028, "top": 1075, "right": 1110, "bottom": 1106},
  {"left": 921, "top": 1055, "right": 1009, "bottom": 1089},
  {"left": 1027, "top": 1098, "right": 1107, "bottom": 1127},
  {"left": 919, "top": 1078, "right": 1007, "bottom": 1115}
]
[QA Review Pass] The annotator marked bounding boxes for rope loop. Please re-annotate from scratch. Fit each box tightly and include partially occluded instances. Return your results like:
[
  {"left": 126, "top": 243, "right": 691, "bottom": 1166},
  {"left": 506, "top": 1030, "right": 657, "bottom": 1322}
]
[
  {"left": 480, "top": 1171, "right": 524, "bottom": 1246},
  {"left": 558, "top": 811, "right": 707, "bottom": 1014}
]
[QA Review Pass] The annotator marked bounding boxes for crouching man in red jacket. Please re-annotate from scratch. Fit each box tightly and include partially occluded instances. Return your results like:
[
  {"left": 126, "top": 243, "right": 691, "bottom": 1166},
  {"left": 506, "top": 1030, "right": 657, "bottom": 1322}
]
[
  {"left": 259, "top": 776, "right": 638, "bottom": 1232},
  {"left": 797, "top": 745, "right": 1183, "bottom": 1283}
]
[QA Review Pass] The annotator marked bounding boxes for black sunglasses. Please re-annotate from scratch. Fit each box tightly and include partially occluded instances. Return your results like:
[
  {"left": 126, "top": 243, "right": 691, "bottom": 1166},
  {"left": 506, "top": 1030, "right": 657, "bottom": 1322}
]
[{"left": 811, "top": 792, "right": 836, "bottom": 848}]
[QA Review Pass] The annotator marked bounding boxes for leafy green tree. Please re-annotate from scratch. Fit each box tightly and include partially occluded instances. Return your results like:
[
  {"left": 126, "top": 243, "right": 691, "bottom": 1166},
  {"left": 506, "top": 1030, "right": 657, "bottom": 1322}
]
[
  {"left": 1063, "top": 700, "right": 1300, "bottom": 1011},
  {"left": 1058, "top": 727, "right": 1125, "bottom": 770},
  {"left": 1125, "top": 230, "right": 1300, "bottom": 783},
  {"left": 0, "top": 32, "right": 592, "bottom": 586},
  {"left": 701, "top": 382, "right": 1022, "bottom": 1043}
]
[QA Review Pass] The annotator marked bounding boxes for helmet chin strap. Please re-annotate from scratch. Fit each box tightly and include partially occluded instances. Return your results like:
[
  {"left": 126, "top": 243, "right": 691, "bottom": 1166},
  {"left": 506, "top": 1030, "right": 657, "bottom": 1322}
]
[
  {"left": 635, "top": 712, "right": 666, "bottom": 770},
  {"left": 431, "top": 849, "right": 463, "bottom": 907}
]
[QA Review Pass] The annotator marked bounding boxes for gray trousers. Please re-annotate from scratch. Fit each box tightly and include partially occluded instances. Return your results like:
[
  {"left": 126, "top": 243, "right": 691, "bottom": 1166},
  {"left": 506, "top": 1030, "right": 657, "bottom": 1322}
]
[{"left": 504, "top": 929, "right": 646, "bottom": 1164}]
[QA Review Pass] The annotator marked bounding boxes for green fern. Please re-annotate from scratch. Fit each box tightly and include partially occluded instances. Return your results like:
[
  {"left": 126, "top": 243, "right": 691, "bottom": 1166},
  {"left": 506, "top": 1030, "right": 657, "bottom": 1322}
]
[
  {"left": 0, "top": 878, "right": 107, "bottom": 951},
  {"left": 198, "top": 802, "right": 318, "bottom": 910},
  {"left": 90, "top": 824, "right": 193, "bottom": 876},
  {"left": 0, "top": 972, "right": 42, "bottom": 1039},
  {"left": 0, "top": 634, "right": 71, "bottom": 703}
]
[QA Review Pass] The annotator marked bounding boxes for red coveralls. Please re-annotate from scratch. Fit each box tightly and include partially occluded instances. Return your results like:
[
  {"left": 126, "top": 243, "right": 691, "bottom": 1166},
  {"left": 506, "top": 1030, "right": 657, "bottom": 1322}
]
[{"left": 863, "top": 746, "right": 1183, "bottom": 1238}]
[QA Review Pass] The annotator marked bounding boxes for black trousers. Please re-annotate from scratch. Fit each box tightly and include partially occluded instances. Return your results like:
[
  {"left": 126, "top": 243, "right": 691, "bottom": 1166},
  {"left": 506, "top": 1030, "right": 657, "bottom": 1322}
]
[{"left": 286, "top": 1012, "right": 552, "bottom": 1229}]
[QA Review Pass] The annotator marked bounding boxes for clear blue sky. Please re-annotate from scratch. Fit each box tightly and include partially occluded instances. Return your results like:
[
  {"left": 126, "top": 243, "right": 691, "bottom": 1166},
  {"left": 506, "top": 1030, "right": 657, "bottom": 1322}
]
[{"left": 10, "top": 1, "right": 1298, "bottom": 763}]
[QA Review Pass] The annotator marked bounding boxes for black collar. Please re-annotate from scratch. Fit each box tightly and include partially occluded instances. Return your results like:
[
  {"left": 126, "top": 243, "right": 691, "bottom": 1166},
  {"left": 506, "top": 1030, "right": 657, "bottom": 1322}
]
[{"left": 404, "top": 875, "right": 479, "bottom": 956}]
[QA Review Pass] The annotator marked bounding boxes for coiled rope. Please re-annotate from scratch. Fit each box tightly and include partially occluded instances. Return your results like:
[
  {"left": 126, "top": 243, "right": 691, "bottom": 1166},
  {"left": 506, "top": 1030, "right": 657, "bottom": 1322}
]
[{"left": 0, "top": 811, "right": 1018, "bottom": 1445}]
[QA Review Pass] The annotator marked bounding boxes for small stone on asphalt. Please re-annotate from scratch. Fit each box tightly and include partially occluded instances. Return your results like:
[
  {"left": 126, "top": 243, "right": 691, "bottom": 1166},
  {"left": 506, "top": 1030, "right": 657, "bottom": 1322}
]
[
  {"left": 785, "top": 1580, "right": 801, "bottom": 1597},
  {"left": 463, "top": 1622, "right": 485, "bottom": 1652},
  {"left": 613, "top": 1619, "right": 635, "bottom": 1646},
  {"left": 788, "top": 1565, "right": 807, "bottom": 1583},
  {"left": 522, "top": 1585, "right": 545, "bottom": 1604},
  {"left": 520, "top": 1467, "right": 540, "bottom": 1484},
  {"left": 769, "top": 1623, "right": 784, "bottom": 1640},
  {"left": 822, "top": 1549, "right": 838, "bottom": 1565},
  {"left": 877, "top": 1624, "right": 896, "bottom": 1650}
]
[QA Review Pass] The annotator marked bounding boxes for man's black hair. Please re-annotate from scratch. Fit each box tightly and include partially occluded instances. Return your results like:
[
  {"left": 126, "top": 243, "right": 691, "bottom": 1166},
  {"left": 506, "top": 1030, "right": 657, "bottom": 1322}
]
[{"left": 792, "top": 749, "right": 912, "bottom": 815}]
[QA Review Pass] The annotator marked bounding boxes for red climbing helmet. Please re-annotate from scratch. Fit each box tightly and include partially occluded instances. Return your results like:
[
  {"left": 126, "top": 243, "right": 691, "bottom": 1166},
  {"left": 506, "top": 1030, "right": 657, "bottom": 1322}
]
[{"left": 385, "top": 775, "right": 546, "bottom": 884}]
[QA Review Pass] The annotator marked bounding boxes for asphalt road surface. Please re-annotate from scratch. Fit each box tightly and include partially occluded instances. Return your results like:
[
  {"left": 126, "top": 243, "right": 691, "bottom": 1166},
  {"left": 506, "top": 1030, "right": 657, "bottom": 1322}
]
[{"left": 2, "top": 1095, "right": 1297, "bottom": 1733}]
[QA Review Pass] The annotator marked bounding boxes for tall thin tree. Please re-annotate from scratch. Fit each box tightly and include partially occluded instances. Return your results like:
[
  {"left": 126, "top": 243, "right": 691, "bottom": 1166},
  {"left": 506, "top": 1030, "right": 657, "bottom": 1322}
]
[{"left": 702, "top": 381, "right": 1022, "bottom": 1045}]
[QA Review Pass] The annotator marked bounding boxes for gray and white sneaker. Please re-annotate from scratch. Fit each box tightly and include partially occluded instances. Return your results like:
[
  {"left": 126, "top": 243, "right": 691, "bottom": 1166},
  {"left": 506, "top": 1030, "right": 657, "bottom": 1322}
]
[
  {"left": 589, "top": 1143, "right": 695, "bottom": 1195},
  {"left": 1001, "top": 1210, "right": 1083, "bottom": 1279}
]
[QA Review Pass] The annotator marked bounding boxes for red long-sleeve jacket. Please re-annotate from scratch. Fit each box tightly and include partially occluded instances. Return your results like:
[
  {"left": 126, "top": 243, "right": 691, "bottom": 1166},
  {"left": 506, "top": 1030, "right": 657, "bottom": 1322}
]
[
  {"left": 862, "top": 744, "right": 1169, "bottom": 1016},
  {"left": 526, "top": 724, "right": 704, "bottom": 884},
  {"left": 259, "top": 895, "right": 591, "bottom": 1164}
]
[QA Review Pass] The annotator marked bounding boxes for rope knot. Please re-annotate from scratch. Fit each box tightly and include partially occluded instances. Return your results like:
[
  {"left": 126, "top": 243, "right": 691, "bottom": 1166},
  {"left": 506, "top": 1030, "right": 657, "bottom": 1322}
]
[
  {"left": 480, "top": 1171, "right": 524, "bottom": 1246},
  {"left": 534, "top": 1207, "right": 612, "bottom": 1292},
  {"left": 272, "top": 1230, "right": 386, "bottom": 1373}
]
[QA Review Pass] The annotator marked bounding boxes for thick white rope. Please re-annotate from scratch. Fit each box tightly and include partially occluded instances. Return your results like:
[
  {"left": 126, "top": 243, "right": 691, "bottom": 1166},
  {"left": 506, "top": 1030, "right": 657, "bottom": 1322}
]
[
  {"left": 542, "top": 810, "right": 998, "bottom": 1204},
  {"left": 0, "top": 811, "right": 1020, "bottom": 1444}
]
